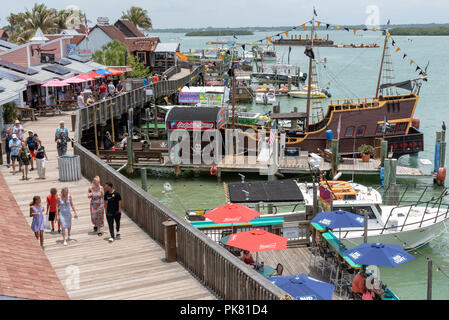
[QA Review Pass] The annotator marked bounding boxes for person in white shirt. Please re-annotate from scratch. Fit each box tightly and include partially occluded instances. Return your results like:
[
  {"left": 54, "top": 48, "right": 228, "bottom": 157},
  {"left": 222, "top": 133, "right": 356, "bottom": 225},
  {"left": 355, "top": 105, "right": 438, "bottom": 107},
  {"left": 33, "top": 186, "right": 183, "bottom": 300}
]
[
  {"left": 120, "top": 133, "right": 128, "bottom": 150},
  {"left": 77, "top": 93, "right": 85, "bottom": 109},
  {"left": 12, "top": 120, "right": 24, "bottom": 140}
]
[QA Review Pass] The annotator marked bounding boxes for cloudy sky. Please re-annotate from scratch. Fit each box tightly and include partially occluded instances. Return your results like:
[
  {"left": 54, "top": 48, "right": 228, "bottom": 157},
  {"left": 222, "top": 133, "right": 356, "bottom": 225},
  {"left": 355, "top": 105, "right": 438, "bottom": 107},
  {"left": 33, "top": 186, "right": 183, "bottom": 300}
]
[{"left": 1, "top": 0, "right": 448, "bottom": 29}]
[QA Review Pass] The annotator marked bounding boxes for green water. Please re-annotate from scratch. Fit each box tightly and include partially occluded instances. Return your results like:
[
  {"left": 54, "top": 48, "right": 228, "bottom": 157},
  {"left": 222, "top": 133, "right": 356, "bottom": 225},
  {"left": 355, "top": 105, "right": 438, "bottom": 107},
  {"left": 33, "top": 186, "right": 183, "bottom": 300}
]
[{"left": 130, "top": 30, "right": 449, "bottom": 299}]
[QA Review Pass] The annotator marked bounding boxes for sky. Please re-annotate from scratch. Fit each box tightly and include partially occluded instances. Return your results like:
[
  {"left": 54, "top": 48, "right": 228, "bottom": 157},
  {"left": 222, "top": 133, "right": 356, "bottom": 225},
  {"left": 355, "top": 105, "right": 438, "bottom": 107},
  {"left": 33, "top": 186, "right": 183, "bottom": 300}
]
[{"left": 1, "top": 0, "right": 449, "bottom": 29}]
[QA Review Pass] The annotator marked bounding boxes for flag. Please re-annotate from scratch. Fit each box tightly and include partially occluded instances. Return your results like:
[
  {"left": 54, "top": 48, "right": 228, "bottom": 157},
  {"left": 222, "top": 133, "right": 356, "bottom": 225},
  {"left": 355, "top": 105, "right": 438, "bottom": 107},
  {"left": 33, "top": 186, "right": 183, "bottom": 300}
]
[
  {"left": 395, "top": 47, "right": 401, "bottom": 52},
  {"left": 314, "top": 8, "right": 317, "bottom": 16},
  {"left": 353, "top": 29, "right": 357, "bottom": 35},
  {"left": 285, "top": 31, "right": 289, "bottom": 37},
  {"left": 392, "top": 40, "right": 396, "bottom": 46},
  {"left": 84, "top": 15, "right": 89, "bottom": 40},
  {"left": 344, "top": 27, "right": 349, "bottom": 32},
  {"left": 326, "top": 24, "right": 330, "bottom": 30},
  {"left": 163, "top": 97, "right": 169, "bottom": 104},
  {"left": 403, "top": 53, "right": 407, "bottom": 59},
  {"left": 410, "top": 59, "right": 414, "bottom": 65},
  {"left": 233, "top": 34, "right": 237, "bottom": 39},
  {"left": 416, "top": 66, "right": 421, "bottom": 72},
  {"left": 317, "top": 21, "right": 321, "bottom": 27},
  {"left": 268, "top": 121, "right": 277, "bottom": 148},
  {"left": 301, "top": 24, "right": 306, "bottom": 30},
  {"left": 267, "top": 37, "right": 272, "bottom": 43},
  {"left": 304, "top": 47, "right": 315, "bottom": 59},
  {"left": 337, "top": 114, "right": 341, "bottom": 140},
  {"left": 387, "top": 32, "right": 391, "bottom": 38}
]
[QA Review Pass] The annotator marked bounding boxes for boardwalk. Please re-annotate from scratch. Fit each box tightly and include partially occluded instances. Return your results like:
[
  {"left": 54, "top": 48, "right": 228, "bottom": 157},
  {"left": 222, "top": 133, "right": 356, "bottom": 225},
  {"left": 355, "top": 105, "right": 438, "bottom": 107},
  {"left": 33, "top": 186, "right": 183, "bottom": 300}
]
[
  {"left": 0, "top": 113, "right": 216, "bottom": 300},
  {"left": 168, "top": 68, "right": 192, "bottom": 81}
]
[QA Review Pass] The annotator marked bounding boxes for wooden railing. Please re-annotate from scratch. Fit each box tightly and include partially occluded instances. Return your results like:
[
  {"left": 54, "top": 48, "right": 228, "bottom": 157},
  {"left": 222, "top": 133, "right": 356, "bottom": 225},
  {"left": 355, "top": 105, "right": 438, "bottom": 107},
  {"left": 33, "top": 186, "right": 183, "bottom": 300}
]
[
  {"left": 73, "top": 142, "right": 289, "bottom": 300},
  {"left": 162, "top": 65, "right": 180, "bottom": 79},
  {"left": 75, "top": 65, "right": 205, "bottom": 138}
]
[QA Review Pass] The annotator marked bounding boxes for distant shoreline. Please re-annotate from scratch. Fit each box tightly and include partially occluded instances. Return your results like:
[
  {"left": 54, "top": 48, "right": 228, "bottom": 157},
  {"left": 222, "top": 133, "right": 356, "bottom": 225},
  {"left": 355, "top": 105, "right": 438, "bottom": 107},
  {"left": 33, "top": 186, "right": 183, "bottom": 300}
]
[
  {"left": 390, "top": 27, "right": 449, "bottom": 36},
  {"left": 185, "top": 30, "right": 254, "bottom": 37}
]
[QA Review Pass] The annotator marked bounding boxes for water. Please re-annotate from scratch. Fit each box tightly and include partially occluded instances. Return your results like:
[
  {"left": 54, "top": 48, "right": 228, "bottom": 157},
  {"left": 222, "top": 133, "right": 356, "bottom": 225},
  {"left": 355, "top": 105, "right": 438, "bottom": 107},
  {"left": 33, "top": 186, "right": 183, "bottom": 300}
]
[{"left": 130, "top": 30, "right": 449, "bottom": 299}]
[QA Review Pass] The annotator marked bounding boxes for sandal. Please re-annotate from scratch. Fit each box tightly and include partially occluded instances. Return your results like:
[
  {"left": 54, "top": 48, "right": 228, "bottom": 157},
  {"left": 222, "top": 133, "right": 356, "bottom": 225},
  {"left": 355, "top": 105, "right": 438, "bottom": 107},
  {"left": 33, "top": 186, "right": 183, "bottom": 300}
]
[{"left": 97, "top": 232, "right": 103, "bottom": 236}]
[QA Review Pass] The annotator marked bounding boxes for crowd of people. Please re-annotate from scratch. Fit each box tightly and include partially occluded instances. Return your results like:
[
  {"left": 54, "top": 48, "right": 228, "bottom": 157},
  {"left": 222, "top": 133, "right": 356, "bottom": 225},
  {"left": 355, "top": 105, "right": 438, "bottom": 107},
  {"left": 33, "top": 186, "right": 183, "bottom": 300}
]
[
  {"left": 76, "top": 79, "right": 125, "bottom": 109},
  {"left": 29, "top": 178, "right": 122, "bottom": 249}
]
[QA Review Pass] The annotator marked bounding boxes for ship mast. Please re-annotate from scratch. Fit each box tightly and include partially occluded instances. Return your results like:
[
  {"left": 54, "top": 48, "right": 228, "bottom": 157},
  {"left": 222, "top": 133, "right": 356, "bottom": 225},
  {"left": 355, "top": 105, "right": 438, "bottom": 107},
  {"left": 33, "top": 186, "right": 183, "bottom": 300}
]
[
  {"left": 305, "top": 10, "right": 315, "bottom": 131},
  {"left": 375, "top": 24, "right": 390, "bottom": 98}
]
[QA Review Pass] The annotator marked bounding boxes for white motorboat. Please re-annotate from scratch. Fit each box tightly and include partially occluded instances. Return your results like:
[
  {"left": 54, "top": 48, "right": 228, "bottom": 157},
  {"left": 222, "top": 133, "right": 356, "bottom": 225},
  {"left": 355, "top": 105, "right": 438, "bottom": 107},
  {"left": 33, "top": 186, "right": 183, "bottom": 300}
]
[
  {"left": 255, "top": 92, "right": 276, "bottom": 105},
  {"left": 299, "top": 181, "right": 449, "bottom": 250}
]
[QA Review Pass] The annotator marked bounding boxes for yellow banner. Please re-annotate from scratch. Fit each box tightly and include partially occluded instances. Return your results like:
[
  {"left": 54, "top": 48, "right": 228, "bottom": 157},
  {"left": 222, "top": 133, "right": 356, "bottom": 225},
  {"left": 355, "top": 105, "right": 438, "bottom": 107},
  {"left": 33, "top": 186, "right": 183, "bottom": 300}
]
[
  {"left": 395, "top": 47, "right": 401, "bottom": 52},
  {"left": 163, "top": 97, "right": 169, "bottom": 104},
  {"left": 176, "top": 52, "right": 188, "bottom": 62}
]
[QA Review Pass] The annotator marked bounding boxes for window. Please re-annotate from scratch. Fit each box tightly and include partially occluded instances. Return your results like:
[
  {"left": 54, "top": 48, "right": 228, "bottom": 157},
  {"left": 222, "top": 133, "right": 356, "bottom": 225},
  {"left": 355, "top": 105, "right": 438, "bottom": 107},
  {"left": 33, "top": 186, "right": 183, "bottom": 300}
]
[
  {"left": 345, "top": 126, "right": 355, "bottom": 137},
  {"left": 356, "top": 125, "right": 366, "bottom": 136},
  {"left": 394, "top": 122, "right": 408, "bottom": 133},
  {"left": 136, "top": 52, "right": 146, "bottom": 64}
]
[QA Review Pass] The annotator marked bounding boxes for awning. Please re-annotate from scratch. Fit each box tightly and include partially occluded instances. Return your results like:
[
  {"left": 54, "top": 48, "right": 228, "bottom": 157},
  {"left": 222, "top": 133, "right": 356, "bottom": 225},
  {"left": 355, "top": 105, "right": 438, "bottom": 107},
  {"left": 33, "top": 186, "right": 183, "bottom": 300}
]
[
  {"left": 96, "top": 69, "right": 112, "bottom": 76},
  {"left": 226, "top": 180, "right": 304, "bottom": 203}
]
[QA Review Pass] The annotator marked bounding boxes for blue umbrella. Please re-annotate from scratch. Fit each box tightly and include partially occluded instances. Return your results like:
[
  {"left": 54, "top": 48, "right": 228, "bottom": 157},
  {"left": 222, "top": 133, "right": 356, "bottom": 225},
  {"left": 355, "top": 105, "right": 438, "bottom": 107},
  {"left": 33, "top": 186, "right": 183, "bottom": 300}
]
[
  {"left": 311, "top": 210, "right": 365, "bottom": 229},
  {"left": 96, "top": 69, "right": 112, "bottom": 76},
  {"left": 271, "top": 273, "right": 335, "bottom": 300},
  {"left": 343, "top": 243, "right": 415, "bottom": 267}
]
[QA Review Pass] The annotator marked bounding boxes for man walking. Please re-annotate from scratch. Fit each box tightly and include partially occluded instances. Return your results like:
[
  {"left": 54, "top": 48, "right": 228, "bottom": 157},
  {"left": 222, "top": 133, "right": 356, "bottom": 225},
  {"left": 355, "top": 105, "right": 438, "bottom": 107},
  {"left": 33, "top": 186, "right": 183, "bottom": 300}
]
[
  {"left": 104, "top": 182, "right": 122, "bottom": 243},
  {"left": 2, "top": 128, "right": 12, "bottom": 168},
  {"left": 9, "top": 134, "right": 21, "bottom": 173},
  {"left": 26, "top": 130, "right": 37, "bottom": 171},
  {"left": 12, "top": 120, "right": 24, "bottom": 140}
]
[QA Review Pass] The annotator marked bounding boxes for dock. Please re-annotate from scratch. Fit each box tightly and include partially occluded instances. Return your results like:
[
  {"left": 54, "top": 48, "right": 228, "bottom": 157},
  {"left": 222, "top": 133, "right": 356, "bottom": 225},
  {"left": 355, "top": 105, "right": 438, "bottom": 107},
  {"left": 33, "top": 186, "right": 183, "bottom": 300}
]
[{"left": 0, "top": 113, "right": 216, "bottom": 300}]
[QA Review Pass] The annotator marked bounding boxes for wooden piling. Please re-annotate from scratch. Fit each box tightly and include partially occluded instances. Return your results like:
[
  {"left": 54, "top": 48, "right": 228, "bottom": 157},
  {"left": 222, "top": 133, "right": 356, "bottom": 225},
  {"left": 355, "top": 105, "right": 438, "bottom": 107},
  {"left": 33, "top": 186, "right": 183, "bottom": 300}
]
[
  {"left": 141, "top": 168, "right": 148, "bottom": 192},
  {"left": 381, "top": 140, "right": 388, "bottom": 167},
  {"left": 153, "top": 106, "right": 159, "bottom": 138},
  {"left": 427, "top": 259, "right": 433, "bottom": 300},
  {"left": 331, "top": 139, "right": 339, "bottom": 178},
  {"left": 126, "top": 135, "right": 133, "bottom": 175}
]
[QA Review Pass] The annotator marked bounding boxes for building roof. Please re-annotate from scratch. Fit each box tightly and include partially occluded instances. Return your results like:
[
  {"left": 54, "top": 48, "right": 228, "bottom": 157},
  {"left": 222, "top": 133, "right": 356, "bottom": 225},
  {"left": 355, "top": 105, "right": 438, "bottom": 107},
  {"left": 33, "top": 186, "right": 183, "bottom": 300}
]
[
  {"left": 155, "top": 42, "right": 180, "bottom": 53},
  {"left": 0, "top": 40, "right": 17, "bottom": 50},
  {"left": 0, "top": 173, "right": 69, "bottom": 300},
  {"left": 227, "top": 180, "right": 304, "bottom": 203},
  {"left": 0, "top": 65, "right": 62, "bottom": 85},
  {"left": 95, "top": 25, "right": 126, "bottom": 42},
  {"left": 30, "top": 28, "right": 49, "bottom": 42},
  {"left": 115, "top": 19, "right": 145, "bottom": 37},
  {"left": 0, "top": 77, "right": 26, "bottom": 105},
  {"left": 123, "top": 37, "right": 159, "bottom": 52}
]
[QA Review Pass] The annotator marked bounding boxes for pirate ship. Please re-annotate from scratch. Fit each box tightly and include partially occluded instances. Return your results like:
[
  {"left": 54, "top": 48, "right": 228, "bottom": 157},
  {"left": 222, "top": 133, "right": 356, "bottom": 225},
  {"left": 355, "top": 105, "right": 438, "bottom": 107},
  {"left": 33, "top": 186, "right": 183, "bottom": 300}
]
[{"left": 234, "top": 16, "right": 426, "bottom": 159}]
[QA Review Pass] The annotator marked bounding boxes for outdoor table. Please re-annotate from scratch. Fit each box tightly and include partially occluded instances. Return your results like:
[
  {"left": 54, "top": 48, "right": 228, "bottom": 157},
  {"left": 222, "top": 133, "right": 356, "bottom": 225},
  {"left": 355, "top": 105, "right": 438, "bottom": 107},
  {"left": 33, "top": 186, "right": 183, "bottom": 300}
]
[
  {"left": 254, "top": 265, "right": 276, "bottom": 277},
  {"left": 380, "top": 288, "right": 400, "bottom": 300},
  {"left": 321, "top": 231, "right": 361, "bottom": 270}
]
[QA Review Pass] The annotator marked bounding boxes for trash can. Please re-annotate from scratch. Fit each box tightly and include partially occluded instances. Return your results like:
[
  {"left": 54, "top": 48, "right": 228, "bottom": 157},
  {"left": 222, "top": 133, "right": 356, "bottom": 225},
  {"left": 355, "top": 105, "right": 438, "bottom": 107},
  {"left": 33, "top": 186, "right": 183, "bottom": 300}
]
[
  {"left": 58, "top": 155, "right": 81, "bottom": 182},
  {"left": 162, "top": 220, "right": 178, "bottom": 263},
  {"left": 71, "top": 113, "right": 76, "bottom": 132}
]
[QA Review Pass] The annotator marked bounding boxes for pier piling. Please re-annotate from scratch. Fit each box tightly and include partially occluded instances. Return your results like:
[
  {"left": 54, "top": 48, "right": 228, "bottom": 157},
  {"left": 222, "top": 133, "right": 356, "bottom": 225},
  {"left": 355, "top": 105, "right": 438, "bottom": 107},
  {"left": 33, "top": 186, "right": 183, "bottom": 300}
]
[{"left": 141, "top": 168, "right": 148, "bottom": 192}]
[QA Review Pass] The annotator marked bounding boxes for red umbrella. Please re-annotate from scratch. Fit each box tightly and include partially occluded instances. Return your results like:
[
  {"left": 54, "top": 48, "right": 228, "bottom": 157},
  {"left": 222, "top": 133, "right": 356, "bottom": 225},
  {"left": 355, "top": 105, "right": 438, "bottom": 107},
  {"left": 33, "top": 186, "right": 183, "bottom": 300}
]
[
  {"left": 42, "top": 79, "right": 69, "bottom": 87},
  {"left": 87, "top": 71, "right": 105, "bottom": 79},
  {"left": 76, "top": 73, "right": 95, "bottom": 81},
  {"left": 204, "top": 203, "right": 261, "bottom": 224},
  {"left": 226, "top": 228, "right": 287, "bottom": 252}
]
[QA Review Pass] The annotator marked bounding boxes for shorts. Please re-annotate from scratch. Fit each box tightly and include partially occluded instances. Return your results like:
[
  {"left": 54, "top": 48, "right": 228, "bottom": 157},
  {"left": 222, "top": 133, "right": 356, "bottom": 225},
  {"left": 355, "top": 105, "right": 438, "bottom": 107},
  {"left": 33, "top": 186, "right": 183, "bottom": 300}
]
[
  {"left": 29, "top": 150, "right": 36, "bottom": 160},
  {"left": 49, "top": 212, "right": 56, "bottom": 221},
  {"left": 11, "top": 155, "right": 19, "bottom": 161}
]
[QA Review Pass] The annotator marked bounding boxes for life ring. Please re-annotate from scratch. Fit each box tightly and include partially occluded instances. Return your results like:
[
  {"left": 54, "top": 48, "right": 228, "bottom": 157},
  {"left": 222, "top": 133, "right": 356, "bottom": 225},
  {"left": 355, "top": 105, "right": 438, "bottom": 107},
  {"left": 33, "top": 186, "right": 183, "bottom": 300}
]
[
  {"left": 210, "top": 166, "right": 218, "bottom": 176},
  {"left": 437, "top": 167, "right": 446, "bottom": 182}
]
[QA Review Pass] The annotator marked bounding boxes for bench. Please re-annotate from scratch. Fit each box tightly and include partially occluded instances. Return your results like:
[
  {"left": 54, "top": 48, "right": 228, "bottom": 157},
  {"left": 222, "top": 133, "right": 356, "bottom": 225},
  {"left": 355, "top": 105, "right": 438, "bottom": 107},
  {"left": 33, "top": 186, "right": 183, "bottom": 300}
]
[
  {"left": 98, "top": 150, "right": 129, "bottom": 163},
  {"left": 135, "top": 150, "right": 164, "bottom": 164},
  {"left": 35, "top": 105, "right": 62, "bottom": 116},
  {"left": 17, "top": 107, "right": 36, "bottom": 121}
]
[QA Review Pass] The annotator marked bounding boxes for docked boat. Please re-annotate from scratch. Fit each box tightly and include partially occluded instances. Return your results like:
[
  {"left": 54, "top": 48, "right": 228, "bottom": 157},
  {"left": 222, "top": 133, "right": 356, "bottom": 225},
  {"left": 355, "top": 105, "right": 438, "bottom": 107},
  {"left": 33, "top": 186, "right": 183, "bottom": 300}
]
[
  {"left": 216, "top": 179, "right": 449, "bottom": 251},
  {"left": 300, "top": 181, "right": 449, "bottom": 250},
  {"left": 288, "top": 88, "right": 331, "bottom": 99},
  {"left": 255, "top": 91, "right": 276, "bottom": 105},
  {"left": 273, "top": 35, "right": 335, "bottom": 47},
  {"left": 253, "top": 45, "right": 277, "bottom": 61},
  {"left": 251, "top": 64, "right": 307, "bottom": 84}
]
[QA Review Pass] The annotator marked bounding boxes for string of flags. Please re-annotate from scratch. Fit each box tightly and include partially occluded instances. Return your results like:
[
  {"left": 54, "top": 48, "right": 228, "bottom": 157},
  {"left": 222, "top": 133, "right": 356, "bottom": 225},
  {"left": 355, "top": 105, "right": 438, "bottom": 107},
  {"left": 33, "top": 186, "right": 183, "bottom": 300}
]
[{"left": 389, "top": 35, "right": 428, "bottom": 78}]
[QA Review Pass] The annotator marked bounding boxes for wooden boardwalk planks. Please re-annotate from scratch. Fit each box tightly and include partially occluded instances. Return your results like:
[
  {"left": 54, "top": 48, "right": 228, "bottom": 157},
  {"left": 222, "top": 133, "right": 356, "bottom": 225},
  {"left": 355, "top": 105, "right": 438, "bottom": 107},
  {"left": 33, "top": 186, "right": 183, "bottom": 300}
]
[{"left": 0, "top": 113, "right": 215, "bottom": 300}]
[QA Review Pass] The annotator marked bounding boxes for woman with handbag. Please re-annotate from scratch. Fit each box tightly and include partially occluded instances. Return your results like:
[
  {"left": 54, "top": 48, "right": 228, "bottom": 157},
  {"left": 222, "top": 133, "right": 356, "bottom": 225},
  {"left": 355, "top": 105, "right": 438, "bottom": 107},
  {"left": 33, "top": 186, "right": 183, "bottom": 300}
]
[
  {"left": 18, "top": 140, "right": 31, "bottom": 180},
  {"left": 35, "top": 139, "right": 48, "bottom": 179}
]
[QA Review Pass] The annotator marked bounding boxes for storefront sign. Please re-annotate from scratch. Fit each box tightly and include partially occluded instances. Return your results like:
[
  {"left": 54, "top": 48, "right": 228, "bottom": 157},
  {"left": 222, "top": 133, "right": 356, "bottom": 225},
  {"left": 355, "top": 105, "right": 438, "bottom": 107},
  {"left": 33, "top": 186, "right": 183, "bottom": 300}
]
[
  {"left": 168, "top": 121, "right": 215, "bottom": 131},
  {"left": 179, "top": 92, "right": 201, "bottom": 104}
]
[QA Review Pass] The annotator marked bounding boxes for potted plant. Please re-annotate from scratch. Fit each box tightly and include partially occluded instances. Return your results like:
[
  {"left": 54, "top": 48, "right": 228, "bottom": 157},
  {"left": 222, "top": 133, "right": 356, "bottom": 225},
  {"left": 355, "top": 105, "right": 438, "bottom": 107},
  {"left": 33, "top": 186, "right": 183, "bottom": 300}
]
[{"left": 359, "top": 144, "right": 374, "bottom": 162}]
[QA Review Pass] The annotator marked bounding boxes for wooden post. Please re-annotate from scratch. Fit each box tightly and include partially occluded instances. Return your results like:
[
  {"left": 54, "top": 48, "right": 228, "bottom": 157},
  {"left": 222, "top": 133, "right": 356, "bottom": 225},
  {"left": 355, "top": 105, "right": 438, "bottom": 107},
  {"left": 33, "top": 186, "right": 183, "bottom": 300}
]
[
  {"left": 0, "top": 142, "right": 3, "bottom": 165},
  {"left": 126, "top": 135, "right": 133, "bottom": 175},
  {"left": 162, "top": 220, "right": 178, "bottom": 263},
  {"left": 109, "top": 103, "right": 115, "bottom": 142},
  {"left": 141, "top": 168, "right": 148, "bottom": 192},
  {"left": 331, "top": 139, "right": 339, "bottom": 178},
  {"left": 153, "top": 106, "right": 159, "bottom": 138},
  {"left": 288, "top": 76, "right": 292, "bottom": 91},
  {"left": 427, "top": 259, "right": 433, "bottom": 300},
  {"left": 363, "top": 211, "right": 368, "bottom": 243},
  {"left": 381, "top": 140, "right": 388, "bottom": 167},
  {"left": 217, "top": 167, "right": 221, "bottom": 183},
  {"left": 93, "top": 107, "right": 99, "bottom": 158}
]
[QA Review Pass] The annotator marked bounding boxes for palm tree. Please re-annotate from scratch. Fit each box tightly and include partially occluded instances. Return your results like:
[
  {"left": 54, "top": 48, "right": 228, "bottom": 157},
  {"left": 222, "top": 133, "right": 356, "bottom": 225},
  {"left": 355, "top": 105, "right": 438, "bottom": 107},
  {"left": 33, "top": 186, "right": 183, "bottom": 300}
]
[{"left": 121, "top": 6, "right": 152, "bottom": 31}]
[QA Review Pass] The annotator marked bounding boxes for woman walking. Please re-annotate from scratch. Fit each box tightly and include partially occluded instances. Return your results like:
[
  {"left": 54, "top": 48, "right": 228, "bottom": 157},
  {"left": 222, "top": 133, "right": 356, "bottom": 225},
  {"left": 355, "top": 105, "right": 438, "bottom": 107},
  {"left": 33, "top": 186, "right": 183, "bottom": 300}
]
[
  {"left": 35, "top": 139, "right": 48, "bottom": 179},
  {"left": 30, "top": 196, "right": 45, "bottom": 248},
  {"left": 88, "top": 176, "right": 105, "bottom": 236},
  {"left": 56, "top": 187, "right": 78, "bottom": 246},
  {"left": 18, "top": 140, "right": 31, "bottom": 180}
]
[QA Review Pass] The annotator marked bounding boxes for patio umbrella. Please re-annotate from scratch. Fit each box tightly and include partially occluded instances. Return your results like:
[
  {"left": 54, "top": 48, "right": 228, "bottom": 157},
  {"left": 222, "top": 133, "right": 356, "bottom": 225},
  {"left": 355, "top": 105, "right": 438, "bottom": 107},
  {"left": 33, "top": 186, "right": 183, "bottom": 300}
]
[
  {"left": 96, "top": 68, "right": 112, "bottom": 76},
  {"left": 225, "top": 228, "right": 287, "bottom": 252},
  {"left": 271, "top": 273, "right": 335, "bottom": 300},
  {"left": 87, "top": 71, "right": 105, "bottom": 79},
  {"left": 42, "top": 79, "right": 69, "bottom": 87},
  {"left": 343, "top": 243, "right": 415, "bottom": 267},
  {"left": 311, "top": 210, "right": 365, "bottom": 248},
  {"left": 76, "top": 73, "right": 95, "bottom": 81},
  {"left": 64, "top": 76, "right": 86, "bottom": 84},
  {"left": 108, "top": 68, "right": 124, "bottom": 76},
  {"left": 204, "top": 203, "right": 261, "bottom": 224}
]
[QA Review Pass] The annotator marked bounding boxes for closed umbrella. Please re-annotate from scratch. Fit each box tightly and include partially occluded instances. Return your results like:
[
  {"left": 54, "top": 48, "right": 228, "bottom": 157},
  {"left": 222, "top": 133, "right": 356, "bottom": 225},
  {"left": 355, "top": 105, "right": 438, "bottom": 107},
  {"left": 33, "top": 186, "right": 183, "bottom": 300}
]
[
  {"left": 343, "top": 243, "right": 415, "bottom": 267},
  {"left": 271, "top": 273, "right": 335, "bottom": 300},
  {"left": 204, "top": 203, "right": 261, "bottom": 224}
]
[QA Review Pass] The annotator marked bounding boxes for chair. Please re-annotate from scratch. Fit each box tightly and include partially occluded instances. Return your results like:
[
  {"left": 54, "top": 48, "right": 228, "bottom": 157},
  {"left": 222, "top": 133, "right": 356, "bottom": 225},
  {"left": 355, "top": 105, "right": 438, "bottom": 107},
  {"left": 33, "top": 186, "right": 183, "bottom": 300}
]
[{"left": 275, "top": 263, "right": 284, "bottom": 276}]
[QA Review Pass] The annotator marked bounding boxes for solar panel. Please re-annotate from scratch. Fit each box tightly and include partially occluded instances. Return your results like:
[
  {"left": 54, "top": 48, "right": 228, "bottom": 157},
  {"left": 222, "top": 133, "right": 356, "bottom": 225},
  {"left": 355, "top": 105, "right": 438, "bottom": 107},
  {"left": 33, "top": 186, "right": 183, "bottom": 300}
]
[
  {"left": 67, "top": 55, "right": 89, "bottom": 63},
  {"left": 0, "top": 60, "right": 38, "bottom": 75},
  {"left": 55, "top": 58, "right": 71, "bottom": 66},
  {"left": 0, "top": 70, "right": 25, "bottom": 82},
  {"left": 42, "top": 64, "right": 71, "bottom": 75}
]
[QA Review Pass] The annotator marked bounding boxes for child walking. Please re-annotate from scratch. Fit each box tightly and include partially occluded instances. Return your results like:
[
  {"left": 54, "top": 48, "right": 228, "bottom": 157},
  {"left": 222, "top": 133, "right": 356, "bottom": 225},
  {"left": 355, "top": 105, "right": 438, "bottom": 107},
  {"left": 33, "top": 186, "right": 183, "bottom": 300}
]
[
  {"left": 30, "top": 196, "right": 45, "bottom": 248},
  {"left": 46, "top": 188, "right": 60, "bottom": 233}
]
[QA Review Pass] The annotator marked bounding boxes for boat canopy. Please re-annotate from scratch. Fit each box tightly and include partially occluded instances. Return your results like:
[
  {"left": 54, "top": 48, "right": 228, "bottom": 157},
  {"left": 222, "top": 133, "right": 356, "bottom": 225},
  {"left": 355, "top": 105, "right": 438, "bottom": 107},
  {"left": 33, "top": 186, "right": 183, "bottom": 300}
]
[{"left": 226, "top": 180, "right": 304, "bottom": 203}]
